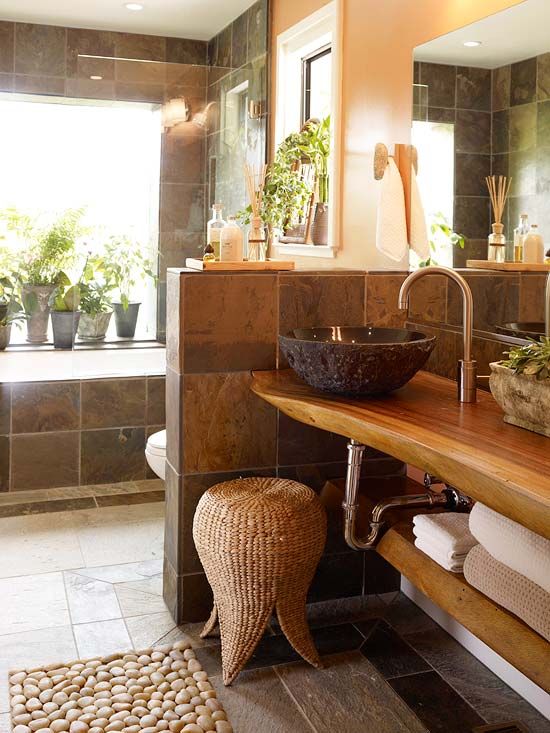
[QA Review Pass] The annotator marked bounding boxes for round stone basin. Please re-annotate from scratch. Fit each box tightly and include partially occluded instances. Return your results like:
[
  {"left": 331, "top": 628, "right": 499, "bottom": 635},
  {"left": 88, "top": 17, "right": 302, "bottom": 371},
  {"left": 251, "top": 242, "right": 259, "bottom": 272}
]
[
  {"left": 496, "top": 322, "right": 545, "bottom": 340},
  {"left": 279, "top": 326, "right": 436, "bottom": 396}
]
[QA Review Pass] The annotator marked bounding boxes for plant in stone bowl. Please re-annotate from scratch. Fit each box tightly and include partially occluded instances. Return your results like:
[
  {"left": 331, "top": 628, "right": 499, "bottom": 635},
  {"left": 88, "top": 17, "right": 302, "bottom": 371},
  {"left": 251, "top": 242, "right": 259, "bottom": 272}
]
[
  {"left": 490, "top": 338, "right": 550, "bottom": 437},
  {"left": 77, "top": 256, "right": 114, "bottom": 342}
]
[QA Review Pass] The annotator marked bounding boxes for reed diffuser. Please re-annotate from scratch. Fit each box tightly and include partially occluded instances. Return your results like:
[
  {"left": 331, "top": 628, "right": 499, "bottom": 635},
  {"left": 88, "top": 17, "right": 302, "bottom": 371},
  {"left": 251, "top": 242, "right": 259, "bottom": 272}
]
[
  {"left": 485, "top": 175, "right": 512, "bottom": 263},
  {"left": 244, "top": 163, "right": 268, "bottom": 261}
]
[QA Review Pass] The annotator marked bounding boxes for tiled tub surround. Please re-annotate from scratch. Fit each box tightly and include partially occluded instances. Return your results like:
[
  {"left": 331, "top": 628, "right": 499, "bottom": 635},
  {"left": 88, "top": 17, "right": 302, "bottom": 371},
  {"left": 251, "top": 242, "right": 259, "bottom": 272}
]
[
  {"left": 164, "top": 268, "right": 420, "bottom": 624},
  {"left": 414, "top": 53, "right": 550, "bottom": 264},
  {"left": 0, "top": 375, "right": 166, "bottom": 492}
]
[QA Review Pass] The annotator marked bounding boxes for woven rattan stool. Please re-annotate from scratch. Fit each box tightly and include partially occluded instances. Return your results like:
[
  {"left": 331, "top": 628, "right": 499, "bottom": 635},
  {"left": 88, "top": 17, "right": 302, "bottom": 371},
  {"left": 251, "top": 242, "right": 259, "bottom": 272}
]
[{"left": 193, "top": 476, "right": 327, "bottom": 685}]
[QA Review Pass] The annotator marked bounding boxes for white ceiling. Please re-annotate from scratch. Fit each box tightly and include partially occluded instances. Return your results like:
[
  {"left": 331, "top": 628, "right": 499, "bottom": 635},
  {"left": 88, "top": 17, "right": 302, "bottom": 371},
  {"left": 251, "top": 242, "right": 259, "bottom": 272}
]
[
  {"left": 415, "top": 0, "right": 550, "bottom": 69},
  {"left": 0, "top": 0, "right": 256, "bottom": 40}
]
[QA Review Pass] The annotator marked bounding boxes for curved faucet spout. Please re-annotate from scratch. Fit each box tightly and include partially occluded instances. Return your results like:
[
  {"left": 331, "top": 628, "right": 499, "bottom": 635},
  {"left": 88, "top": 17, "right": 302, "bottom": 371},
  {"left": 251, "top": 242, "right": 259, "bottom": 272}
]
[{"left": 398, "top": 266, "right": 476, "bottom": 402}]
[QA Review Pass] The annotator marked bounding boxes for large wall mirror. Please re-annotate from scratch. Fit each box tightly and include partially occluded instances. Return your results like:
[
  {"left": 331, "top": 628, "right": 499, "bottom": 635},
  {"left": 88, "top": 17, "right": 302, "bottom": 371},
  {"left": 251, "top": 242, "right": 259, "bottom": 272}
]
[{"left": 412, "top": 0, "right": 549, "bottom": 342}]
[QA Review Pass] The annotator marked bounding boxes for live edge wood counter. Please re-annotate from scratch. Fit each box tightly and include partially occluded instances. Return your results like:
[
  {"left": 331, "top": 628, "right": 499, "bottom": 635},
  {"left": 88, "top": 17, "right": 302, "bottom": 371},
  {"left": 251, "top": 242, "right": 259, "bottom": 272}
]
[{"left": 251, "top": 369, "right": 550, "bottom": 541}]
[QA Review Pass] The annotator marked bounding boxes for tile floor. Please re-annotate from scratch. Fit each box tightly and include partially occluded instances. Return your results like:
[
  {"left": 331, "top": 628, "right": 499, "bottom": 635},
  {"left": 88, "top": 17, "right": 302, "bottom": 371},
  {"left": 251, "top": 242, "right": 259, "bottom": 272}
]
[{"left": 0, "top": 502, "right": 548, "bottom": 733}]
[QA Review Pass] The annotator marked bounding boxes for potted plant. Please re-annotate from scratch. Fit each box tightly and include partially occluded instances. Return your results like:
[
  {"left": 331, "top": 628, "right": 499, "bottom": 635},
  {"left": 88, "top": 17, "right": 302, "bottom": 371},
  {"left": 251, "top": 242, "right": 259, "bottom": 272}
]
[
  {"left": 102, "top": 235, "right": 157, "bottom": 339},
  {"left": 490, "top": 338, "right": 550, "bottom": 437},
  {"left": 77, "top": 257, "right": 114, "bottom": 341},
  {"left": 0, "top": 267, "right": 26, "bottom": 350},
  {"left": 417, "top": 213, "right": 465, "bottom": 268},
  {"left": 17, "top": 209, "right": 84, "bottom": 343},
  {"left": 49, "top": 277, "right": 81, "bottom": 349},
  {"left": 300, "top": 116, "right": 331, "bottom": 245}
]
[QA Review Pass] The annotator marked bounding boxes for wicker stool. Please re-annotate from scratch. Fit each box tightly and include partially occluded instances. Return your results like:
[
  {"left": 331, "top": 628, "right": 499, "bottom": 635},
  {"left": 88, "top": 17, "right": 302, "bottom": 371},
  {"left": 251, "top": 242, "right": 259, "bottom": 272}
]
[{"left": 192, "top": 476, "right": 327, "bottom": 685}]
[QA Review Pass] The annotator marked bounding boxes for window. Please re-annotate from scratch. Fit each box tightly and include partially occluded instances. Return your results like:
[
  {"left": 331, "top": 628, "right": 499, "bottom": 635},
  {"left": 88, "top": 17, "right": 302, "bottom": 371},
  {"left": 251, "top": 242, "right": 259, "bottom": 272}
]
[
  {"left": 302, "top": 45, "right": 332, "bottom": 124},
  {"left": 0, "top": 93, "right": 161, "bottom": 344}
]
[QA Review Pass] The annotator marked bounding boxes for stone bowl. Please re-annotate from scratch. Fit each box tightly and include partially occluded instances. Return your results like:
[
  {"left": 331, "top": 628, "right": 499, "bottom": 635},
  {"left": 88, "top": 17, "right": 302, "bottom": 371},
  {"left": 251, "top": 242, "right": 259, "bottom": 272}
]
[
  {"left": 489, "top": 361, "right": 550, "bottom": 437},
  {"left": 496, "top": 322, "right": 545, "bottom": 340},
  {"left": 279, "top": 326, "right": 436, "bottom": 397}
]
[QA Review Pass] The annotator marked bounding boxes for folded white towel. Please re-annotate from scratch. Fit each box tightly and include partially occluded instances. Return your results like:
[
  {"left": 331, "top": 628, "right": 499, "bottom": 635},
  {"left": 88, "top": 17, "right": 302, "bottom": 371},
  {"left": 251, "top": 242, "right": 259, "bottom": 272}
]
[
  {"left": 376, "top": 158, "right": 408, "bottom": 262},
  {"left": 413, "top": 512, "right": 477, "bottom": 555},
  {"left": 409, "top": 168, "right": 430, "bottom": 261},
  {"left": 469, "top": 503, "right": 550, "bottom": 594},
  {"left": 413, "top": 526, "right": 469, "bottom": 562},
  {"left": 415, "top": 537, "right": 465, "bottom": 573}
]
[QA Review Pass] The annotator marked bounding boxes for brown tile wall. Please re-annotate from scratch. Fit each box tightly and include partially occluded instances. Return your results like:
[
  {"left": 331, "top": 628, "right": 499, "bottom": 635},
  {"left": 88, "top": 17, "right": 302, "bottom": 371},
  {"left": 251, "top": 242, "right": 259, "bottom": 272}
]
[
  {"left": 164, "top": 269, "right": 408, "bottom": 623},
  {"left": 0, "top": 20, "right": 209, "bottom": 341},
  {"left": 0, "top": 375, "right": 165, "bottom": 491}
]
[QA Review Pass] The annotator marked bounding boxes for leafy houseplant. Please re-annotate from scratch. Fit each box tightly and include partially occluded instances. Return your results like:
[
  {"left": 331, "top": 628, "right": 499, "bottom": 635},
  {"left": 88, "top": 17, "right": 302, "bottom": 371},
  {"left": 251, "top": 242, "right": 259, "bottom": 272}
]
[
  {"left": 102, "top": 235, "right": 156, "bottom": 339},
  {"left": 418, "top": 213, "right": 465, "bottom": 268},
  {"left": 489, "top": 338, "right": 550, "bottom": 437},
  {"left": 0, "top": 251, "right": 26, "bottom": 350},
  {"left": 16, "top": 208, "right": 85, "bottom": 343},
  {"left": 77, "top": 258, "right": 114, "bottom": 342},
  {"left": 300, "top": 116, "right": 331, "bottom": 245},
  {"left": 49, "top": 277, "right": 81, "bottom": 349}
]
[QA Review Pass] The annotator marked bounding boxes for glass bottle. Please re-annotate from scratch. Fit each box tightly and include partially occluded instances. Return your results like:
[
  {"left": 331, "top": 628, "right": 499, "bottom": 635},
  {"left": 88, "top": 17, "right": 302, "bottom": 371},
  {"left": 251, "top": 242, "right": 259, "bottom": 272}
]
[
  {"left": 206, "top": 204, "right": 226, "bottom": 260},
  {"left": 488, "top": 223, "right": 506, "bottom": 263},
  {"left": 220, "top": 216, "right": 244, "bottom": 262},
  {"left": 523, "top": 224, "right": 544, "bottom": 264},
  {"left": 246, "top": 217, "right": 267, "bottom": 261},
  {"left": 513, "top": 214, "right": 529, "bottom": 263},
  {"left": 202, "top": 242, "right": 216, "bottom": 263}
]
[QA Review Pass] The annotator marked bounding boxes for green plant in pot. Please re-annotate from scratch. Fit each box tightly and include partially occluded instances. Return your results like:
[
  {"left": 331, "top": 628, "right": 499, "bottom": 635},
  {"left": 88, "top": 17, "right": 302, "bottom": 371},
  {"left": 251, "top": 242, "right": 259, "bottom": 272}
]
[
  {"left": 49, "top": 275, "right": 81, "bottom": 349},
  {"left": 15, "top": 208, "right": 85, "bottom": 344},
  {"left": 299, "top": 116, "right": 331, "bottom": 246},
  {"left": 0, "top": 251, "right": 26, "bottom": 350},
  {"left": 102, "top": 235, "right": 156, "bottom": 339},
  {"left": 77, "top": 257, "right": 114, "bottom": 342},
  {"left": 489, "top": 338, "right": 550, "bottom": 437}
]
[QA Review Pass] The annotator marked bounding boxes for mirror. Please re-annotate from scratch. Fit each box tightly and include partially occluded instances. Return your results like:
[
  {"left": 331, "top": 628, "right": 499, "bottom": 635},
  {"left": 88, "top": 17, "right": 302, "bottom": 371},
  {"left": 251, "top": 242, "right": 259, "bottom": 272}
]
[{"left": 411, "top": 0, "right": 548, "bottom": 342}]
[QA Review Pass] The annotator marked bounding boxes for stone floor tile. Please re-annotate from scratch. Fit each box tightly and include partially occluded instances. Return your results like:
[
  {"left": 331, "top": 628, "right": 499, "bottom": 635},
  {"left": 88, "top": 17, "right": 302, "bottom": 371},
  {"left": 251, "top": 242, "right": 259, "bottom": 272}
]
[
  {"left": 211, "top": 667, "right": 315, "bottom": 733},
  {"left": 115, "top": 584, "right": 168, "bottom": 617},
  {"left": 0, "top": 626, "right": 77, "bottom": 713},
  {"left": 389, "top": 670, "right": 484, "bottom": 733},
  {"left": 0, "top": 512, "right": 84, "bottom": 578},
  {"left": 0, "top": 572, "right": 70, "bottom": 636},
  {"left": 118, "top": 574, "right": 163, "bottom": 596},
  {"left": 64, "top": 571, "right": 122, "bottom": 624},
  {"left": 72, "top": 618, "right": 132, "bottom": 658},
  {"left": 73, "top": 560, "right": 162, "bottom": 584},
  {"left": 125, "top": 611, "right": 177, "bottom": 648},
  {"left": 360, "top": 620, "right": 432, "bottom": 679},
  {"left": 276, "top": 651, "right": 427, "bottom": 733}
]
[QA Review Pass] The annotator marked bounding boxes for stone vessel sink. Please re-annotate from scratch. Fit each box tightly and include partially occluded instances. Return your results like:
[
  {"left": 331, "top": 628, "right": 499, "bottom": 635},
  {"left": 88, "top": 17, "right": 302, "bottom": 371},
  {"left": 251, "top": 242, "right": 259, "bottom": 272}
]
[
  {"left": 496, "top": 322, "right": 545, "bottom": 340},
  {"left": 279, "top": 327, "right": 436, "bottom": 396}
]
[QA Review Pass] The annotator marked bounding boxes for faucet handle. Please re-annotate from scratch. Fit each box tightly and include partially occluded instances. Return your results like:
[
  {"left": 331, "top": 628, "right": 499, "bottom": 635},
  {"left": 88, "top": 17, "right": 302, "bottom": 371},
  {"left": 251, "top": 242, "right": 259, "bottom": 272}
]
[{"left": 458, "top": 359, "right": 477, "bottom": 404}]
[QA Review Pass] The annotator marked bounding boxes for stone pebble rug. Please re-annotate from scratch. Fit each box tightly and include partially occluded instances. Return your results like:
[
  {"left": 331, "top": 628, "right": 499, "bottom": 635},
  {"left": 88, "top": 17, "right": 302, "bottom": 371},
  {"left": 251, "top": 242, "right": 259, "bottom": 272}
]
[{"left": 8, "top": 641, "right": 233, "bottom": 733}]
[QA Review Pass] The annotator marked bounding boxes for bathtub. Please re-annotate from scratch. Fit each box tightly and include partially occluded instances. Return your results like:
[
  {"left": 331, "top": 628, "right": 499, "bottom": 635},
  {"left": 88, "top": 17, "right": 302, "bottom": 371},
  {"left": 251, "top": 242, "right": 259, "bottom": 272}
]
[{"left": 0, "top": 345, "right": 166, "bottom": 382}]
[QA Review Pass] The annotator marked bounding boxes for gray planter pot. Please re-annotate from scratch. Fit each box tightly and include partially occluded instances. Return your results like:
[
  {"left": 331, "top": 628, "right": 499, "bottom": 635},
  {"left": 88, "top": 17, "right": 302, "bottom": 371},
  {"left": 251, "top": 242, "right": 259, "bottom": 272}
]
[
  {"left": 113, "top": 302, "right": 140, "bottom": 339},
  {"left": 51, "top": 311, "right": 81, "bottom": 349},
  {"left": 489, "top": 362, "right": 550, "bottom": 437},
  {"left": 21, "top": 283, "right": 56, "bottom": 343},
  {"left": 311, "top": 203, "right": 329, "bottom": 246},
  {"left": 78, "top": 311, "right": 113, "bottom": 341},
  {"left": 0, "top": 324, "right": 11, "bottom": 350}
]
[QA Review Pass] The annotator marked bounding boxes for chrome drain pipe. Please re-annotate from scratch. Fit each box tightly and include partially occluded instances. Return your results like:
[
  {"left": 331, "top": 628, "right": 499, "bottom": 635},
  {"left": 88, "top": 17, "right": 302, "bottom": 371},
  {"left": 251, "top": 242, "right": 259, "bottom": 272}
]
[{"left": 342, "top": 440, "right": 472, "bottom": 551}]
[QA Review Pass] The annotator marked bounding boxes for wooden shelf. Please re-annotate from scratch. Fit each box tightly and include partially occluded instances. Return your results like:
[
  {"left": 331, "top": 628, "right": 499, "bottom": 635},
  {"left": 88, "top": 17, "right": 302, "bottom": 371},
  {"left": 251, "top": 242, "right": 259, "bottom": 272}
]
[
  {"left": 377, "top": 523, "right": 550, "bottom": 693},
  {"left": 467, "top": 260, "right": 550, "bottom": 272},
  {"left": 251, "top": 370, "right": 550, "bottom": 540},
  {"left": 185, "top": 258, "right": 295, "bottom": 271}
]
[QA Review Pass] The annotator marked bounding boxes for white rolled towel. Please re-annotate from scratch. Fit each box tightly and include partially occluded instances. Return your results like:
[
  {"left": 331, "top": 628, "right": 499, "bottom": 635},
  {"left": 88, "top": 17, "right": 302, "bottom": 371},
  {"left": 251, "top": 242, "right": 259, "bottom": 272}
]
[
  {"left": 469, "top": 503, "right": 550, "bottom": 593},
  {"left": 413, "top": 512, "right": 477, "bottom": 555},
  {"left": 409, "top": 168, "right": 430, "bottom": 261},
  {"left": 375, "top": 158, "right": 408, "bottom": 262},
  {"left": 414, "top": 536, "right": 467, "bottom": 573}
]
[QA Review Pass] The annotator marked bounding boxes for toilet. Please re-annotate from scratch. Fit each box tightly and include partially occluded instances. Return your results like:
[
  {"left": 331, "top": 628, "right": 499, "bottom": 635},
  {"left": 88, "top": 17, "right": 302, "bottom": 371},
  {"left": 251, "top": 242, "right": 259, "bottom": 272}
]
[{"left": 145, "top": 429, "right": 166, "bottom": 480}]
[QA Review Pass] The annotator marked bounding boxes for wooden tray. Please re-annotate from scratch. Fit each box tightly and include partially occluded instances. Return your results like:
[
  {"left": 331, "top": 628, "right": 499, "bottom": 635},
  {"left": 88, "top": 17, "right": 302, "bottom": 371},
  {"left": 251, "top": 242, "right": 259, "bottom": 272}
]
[
  {"left": 467, "top": 259, "right": 550, "bottom": 272},
  {"left": 186, "top": 258, "right": 295, "bottom": 271}
]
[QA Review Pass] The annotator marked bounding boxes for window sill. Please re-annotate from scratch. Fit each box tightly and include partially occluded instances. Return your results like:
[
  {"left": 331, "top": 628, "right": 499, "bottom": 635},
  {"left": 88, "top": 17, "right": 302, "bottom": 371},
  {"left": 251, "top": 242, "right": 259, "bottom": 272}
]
[{"left": 275, "top": 242, "right": 337, "bottom": 258}]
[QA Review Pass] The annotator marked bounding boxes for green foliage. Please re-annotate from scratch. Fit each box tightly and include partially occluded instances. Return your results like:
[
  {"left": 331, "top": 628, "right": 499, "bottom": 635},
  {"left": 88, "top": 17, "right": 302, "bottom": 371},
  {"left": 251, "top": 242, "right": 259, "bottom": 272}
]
[
  {"left": 0, "top": 245, "right": 25, "bottom": 327},
  {"left": 101, "top": 235, "right": 157, "bottom": 310},
  {"left": 418, "top": 212, "right": 465, "bottom": 268},
  {"left": 299, "top": 116, "right": 331, "bottom": 203},
  {"left": 501, "top": 337, "right": 550, "bottom": 380},
  {"left": 17, "top": 208, "right": 87, "bottom": 286}
]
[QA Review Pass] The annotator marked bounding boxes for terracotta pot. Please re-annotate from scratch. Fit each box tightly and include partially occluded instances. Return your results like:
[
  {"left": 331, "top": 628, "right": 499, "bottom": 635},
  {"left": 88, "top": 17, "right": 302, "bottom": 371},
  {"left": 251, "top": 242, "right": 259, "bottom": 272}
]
[
  {"left": 489, "top": 361, "right": 550, "bottom": 437},
  {"left": 311, "top": 203, "right": 329, "bottom": 246},
  {"left": 78, "top": 311, "right": 113, "bottom": 341},
  {"left": 21, "top": 283, "right": 56, "bottom": 343}
]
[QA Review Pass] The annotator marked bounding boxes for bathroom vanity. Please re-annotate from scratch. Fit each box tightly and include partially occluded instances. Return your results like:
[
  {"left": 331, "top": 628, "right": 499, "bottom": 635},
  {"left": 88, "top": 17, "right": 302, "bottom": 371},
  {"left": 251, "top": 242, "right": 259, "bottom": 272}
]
[{"left": 251, "top": 367, "right": 550, "bottom": 691}]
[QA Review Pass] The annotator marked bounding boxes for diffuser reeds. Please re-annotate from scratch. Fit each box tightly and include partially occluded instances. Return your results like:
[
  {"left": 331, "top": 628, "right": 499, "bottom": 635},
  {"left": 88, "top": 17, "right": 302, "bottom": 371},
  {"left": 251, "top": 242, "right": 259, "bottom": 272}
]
[
  {"left": 485, "top": 175, "right": 512, "bottom": 224},
  {"left": 244, "top": 163, "right": 267, "bottom": 218}
]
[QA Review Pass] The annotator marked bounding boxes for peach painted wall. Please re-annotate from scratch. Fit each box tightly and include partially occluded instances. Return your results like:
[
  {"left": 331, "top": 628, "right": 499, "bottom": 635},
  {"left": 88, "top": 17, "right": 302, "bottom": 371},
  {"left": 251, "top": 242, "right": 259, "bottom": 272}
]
[{"left": 270, "top": 0, "right": 523, "bottom": 269}]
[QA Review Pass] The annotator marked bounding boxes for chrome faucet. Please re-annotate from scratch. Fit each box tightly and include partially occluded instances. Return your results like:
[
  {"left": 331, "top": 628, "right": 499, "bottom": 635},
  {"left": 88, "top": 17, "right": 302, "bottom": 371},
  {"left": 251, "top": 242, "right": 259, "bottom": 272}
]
[
  {"left": 398, "top": 266, "right": 477, "bottom": 403},
  {"left": 545, "top": 272, "right": 550, "bottom": 338}
]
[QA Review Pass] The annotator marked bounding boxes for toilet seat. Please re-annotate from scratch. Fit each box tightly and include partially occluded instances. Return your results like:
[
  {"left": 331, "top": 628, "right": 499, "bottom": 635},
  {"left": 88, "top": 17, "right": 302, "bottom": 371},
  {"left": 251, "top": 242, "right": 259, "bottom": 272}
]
[{"left": 146, "top": 429, "right": 166, "bottom": 480}]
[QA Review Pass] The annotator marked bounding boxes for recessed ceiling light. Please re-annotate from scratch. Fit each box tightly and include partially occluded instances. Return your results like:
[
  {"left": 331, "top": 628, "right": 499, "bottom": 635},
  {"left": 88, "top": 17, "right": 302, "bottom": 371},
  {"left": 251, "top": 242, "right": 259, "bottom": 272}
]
[
  {"left": 90, "top": 75, "right": 103, "bottom": 80},
  {"left": 125, "top": 2, "right": 144, "bottom": 10},
  {"left": 463, "top": 41, "right": 482, "bottom": 48}
]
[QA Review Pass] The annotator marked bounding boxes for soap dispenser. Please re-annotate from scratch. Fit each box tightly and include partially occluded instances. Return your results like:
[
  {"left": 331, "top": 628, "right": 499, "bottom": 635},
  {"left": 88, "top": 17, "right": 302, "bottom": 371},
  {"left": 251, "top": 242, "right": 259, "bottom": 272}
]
[{"left": 523, "top": 225, "right": 544, "bottom": 264}]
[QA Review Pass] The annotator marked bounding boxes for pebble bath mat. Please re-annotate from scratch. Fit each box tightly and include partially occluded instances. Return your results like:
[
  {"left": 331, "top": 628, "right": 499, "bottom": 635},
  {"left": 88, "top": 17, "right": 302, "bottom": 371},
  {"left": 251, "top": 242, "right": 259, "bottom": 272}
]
[{"left": 8, "top": 641, "right": 232, "bottom": 733}]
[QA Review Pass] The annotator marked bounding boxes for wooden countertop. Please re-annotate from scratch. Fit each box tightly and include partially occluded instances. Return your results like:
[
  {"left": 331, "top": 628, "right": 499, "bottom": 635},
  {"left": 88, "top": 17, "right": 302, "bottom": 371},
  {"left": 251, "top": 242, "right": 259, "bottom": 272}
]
[{"left": 251, "top": 370, "right": 550, "bottom": 539}]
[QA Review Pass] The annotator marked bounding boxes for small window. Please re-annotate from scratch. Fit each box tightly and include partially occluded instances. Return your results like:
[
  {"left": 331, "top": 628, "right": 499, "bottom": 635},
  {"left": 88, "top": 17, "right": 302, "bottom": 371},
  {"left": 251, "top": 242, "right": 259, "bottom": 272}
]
[{"left": 302, "top": 45, "right": 332, "bottom": 124}]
